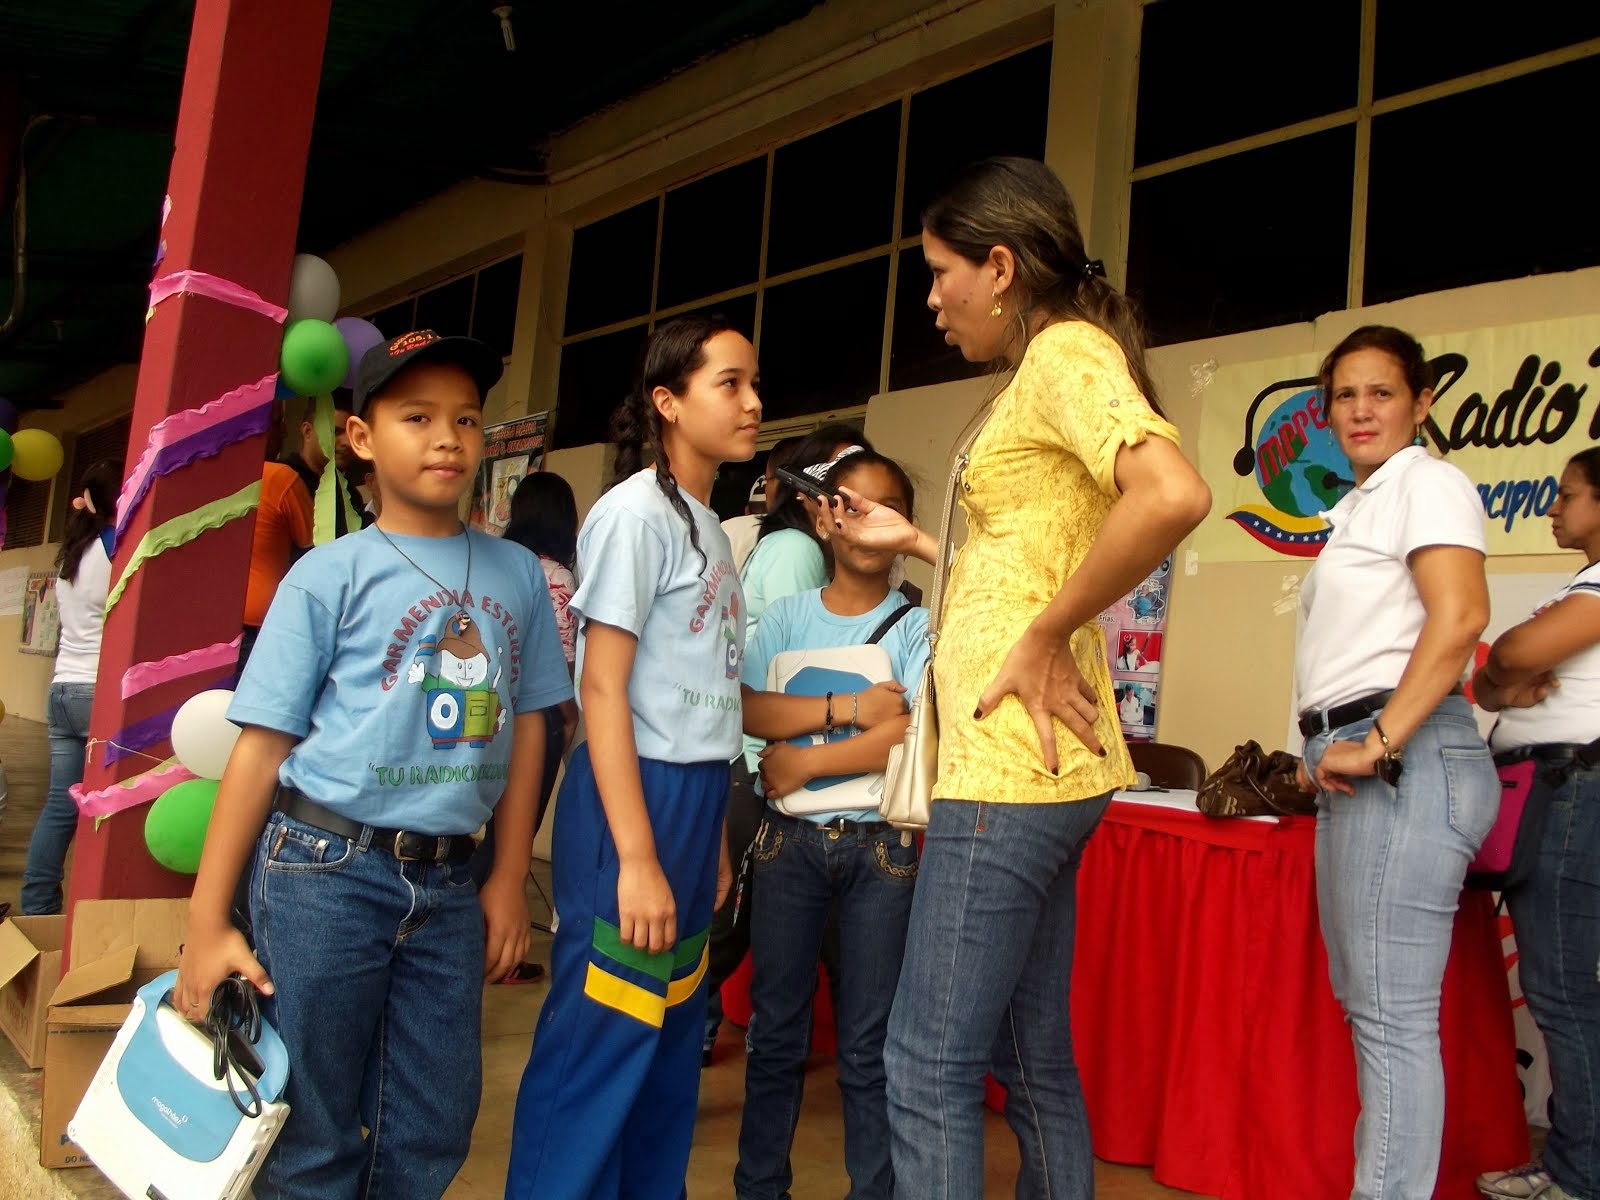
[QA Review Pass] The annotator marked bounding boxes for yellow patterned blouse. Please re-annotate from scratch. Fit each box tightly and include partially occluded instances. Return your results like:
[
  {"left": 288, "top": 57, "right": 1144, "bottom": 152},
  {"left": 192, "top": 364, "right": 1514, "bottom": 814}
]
[{"left": 932, "top": 320, "right": 1181, "bottom": 805}]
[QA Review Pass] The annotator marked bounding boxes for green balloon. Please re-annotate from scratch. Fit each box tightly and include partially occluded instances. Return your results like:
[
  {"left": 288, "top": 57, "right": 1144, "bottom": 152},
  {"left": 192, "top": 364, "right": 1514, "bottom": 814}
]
[
  {"left": 279, "top": 319, "right": 350, "bottom": 397},
  {"left": 0, "top": 428, "right": 12, "bottom": 473},
  {"left": 144, "top": 778, "right": 220, "bottom": 875}
]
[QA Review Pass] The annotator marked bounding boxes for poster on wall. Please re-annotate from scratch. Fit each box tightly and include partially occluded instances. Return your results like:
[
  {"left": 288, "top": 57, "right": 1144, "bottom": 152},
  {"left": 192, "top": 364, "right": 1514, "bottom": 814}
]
[
  {"left": 1193, "top": 315, "right": 1600, "bottom": 563},
  {"left": 1098, "top": 555, "right": 1171, "bottom": 743},
  {"left": 468, "top": 412, "right": 549, "bottom": 535},
  {"left": 19, "top": 571, "right": 59, "bottom": 656},
  {"left": 0, "top": 565, "right": 29, "bottom": 618}
]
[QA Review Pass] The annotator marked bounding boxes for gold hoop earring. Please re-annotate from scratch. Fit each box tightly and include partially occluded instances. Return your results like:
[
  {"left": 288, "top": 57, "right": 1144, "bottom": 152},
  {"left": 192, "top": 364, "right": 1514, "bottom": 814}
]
[{"left": 990, "top": 292, "right": 1003, "bottom": 318}]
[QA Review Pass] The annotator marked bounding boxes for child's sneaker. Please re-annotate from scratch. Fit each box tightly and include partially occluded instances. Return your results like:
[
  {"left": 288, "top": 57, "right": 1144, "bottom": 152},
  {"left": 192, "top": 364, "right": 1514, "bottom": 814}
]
[{"left": 1476, "top": 1163, "right": 1552, "bottom": 1199}]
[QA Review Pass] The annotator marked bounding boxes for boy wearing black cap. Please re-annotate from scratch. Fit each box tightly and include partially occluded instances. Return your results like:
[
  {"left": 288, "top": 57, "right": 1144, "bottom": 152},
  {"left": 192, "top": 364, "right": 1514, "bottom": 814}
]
[{"left": 177, "top": 332, "right": 573, "bottom": 1200}]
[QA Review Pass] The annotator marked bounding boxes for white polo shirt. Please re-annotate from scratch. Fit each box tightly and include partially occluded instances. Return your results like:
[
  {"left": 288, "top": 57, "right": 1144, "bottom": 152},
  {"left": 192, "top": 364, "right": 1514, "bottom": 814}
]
[
  {"left": 1295, "top": 446, "right": 1486, "bottom": 715},
  {"left": 1490, "top": 561, "right": 1600, "bottom": 752}
]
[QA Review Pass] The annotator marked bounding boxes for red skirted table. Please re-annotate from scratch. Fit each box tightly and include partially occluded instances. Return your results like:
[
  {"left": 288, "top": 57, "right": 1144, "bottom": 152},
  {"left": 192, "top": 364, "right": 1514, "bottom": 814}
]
[{"left": 986, "top": 792, "right": 1529, "bottom": 1198}]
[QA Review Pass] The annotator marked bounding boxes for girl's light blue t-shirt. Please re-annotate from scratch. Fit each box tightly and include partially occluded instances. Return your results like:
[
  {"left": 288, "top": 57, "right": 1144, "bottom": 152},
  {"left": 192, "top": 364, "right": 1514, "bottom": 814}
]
[
  {"left": 742, "top": 588, "right": 930, "bottom": 824},
  {"left": 570, "top": 470, "right": 747, "bottom": 763}
]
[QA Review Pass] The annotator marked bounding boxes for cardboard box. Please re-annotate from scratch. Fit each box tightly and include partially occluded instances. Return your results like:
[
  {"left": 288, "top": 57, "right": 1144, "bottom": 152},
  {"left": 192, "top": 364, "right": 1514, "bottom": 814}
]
[
  {"left": 0, "top": 914, "right": 66, "bottom": 1067},
  {"left": 39, "top": 898, "right": 187, "bottom": 1169}
]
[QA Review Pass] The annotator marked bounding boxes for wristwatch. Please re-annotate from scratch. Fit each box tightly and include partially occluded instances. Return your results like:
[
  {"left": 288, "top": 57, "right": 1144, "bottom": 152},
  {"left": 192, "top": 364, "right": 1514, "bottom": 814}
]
[{"left": 1373, "top": 718, "right": 1404, "bottom": 787}]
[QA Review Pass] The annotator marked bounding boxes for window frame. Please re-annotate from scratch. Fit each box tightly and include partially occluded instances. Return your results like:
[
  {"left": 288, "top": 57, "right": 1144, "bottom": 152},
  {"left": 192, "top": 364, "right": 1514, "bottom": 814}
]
[{"left": 1128, "top": 0, "right": 1600, "bottom": 313}]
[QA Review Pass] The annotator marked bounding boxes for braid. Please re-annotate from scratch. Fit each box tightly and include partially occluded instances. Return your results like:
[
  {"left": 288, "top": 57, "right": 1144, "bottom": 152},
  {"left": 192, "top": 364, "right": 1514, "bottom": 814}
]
[
  {"left": 650, "top": 423, "right": 707, "bottom": 574},
  {"left": 609, "top": 315, "right": 730, "bottom": 573}
]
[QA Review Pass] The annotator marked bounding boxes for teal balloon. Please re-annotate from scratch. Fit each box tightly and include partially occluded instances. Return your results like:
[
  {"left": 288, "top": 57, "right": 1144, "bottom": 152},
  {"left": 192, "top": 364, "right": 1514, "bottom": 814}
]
[
  {"left": 279, "top": 319, "right": 350, "bottom": 397},
  {"left": 143, "top": 778, "right": 220, "bottom": 875},
  {"left": 0, "top": 429, "right": 12, "bottom": 473}
]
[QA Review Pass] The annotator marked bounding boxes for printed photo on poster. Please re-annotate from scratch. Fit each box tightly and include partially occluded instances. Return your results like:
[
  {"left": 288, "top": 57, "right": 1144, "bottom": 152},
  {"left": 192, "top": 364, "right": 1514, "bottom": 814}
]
[
  {"left": 1113, "top": 629, "right": 1162, "bottom": 674},
  {"left": 1116, "top": 681, "right": 1157, "bottom": 738},
  {"left": 20, "top": 571, "right": 59, "bottom": 657},
  {"left": 1099, "top": 556, "right": 1171, "bottom": 742},
  {"left": 469, "top": 412, "right": 549, "bottom": 535}
]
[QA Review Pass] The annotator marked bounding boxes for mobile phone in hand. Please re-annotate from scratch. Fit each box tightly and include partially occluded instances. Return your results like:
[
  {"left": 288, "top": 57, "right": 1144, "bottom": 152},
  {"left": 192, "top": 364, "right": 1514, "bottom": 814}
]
[{"left": 774, "top": 466, "right": 841, "bottom": 507}]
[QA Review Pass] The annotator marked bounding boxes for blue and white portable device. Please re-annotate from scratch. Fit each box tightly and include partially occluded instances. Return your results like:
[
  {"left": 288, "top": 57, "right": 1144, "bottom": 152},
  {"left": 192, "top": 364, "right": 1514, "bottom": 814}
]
[{"left": 69, "top": 970, "right": 289, "bottom": 1200}]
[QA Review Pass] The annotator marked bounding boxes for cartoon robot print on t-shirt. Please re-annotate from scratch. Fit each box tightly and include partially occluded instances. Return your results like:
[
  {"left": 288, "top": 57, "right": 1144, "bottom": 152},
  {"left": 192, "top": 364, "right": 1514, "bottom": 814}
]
[{"left": 406, "top": 609, "right": 506, "bottom": 748}]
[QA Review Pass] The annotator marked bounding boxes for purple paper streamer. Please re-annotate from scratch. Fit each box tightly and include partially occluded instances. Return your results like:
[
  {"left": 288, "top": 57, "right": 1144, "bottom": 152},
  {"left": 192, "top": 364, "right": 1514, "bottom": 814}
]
[
  {"left": 112, "top": 401, "right": 271, "bottom": 551},
  {"left": 101, "top": 702, "right": 183, "bottom": 767}
]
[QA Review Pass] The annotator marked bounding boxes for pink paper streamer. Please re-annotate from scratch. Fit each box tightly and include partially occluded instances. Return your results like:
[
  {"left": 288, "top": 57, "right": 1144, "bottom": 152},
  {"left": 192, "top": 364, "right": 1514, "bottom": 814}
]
[
  {"left": 72, "top": 757, "right": 197, "bottom": 819},
  {"left": 148, "top": 270, "right": 288, "bottom": 324},
  {"left": 116, "top": 373, "right": 276, "bottom": 532},
  {"left": 122, "top": 635, "right": 242, "bottom": 699}
]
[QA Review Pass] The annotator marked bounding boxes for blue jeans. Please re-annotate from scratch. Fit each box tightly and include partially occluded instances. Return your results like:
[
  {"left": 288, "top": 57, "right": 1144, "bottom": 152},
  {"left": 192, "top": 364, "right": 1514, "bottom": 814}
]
[
  {"left": 250, "top": 811, "right": 485, "bottom": 1200},
  {"left": 1505, "top": 760, "right": 1600, "bottom": 1200},
  {"left": 1304, "top": 694, "right": 1498, "bottom": 1200},
  {"left": 22, "top": 681, "right": 94, "bottom": 915},
  {"left": 884, "top": 793, "right": 1112, "bottom": 1200},
  {"left": 736, "top": 811, "right": 919, "bottom": 1200}
]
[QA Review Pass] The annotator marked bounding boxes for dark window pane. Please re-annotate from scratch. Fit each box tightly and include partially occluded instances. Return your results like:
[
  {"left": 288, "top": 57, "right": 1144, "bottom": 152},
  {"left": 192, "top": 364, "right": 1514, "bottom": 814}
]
[
  {"left": 902, "top": 44, "right": 1051, "bottom": 237},
  {"left": 1127, "top": 126, "right": 1355, "bottom": 345},
  {"left": 1375, "top": 2, "right": 1600, "bottom": 97},
  {"left": 414, "top": 275, "right": 474, "bottom": 337},
  {"left": 657, "top": 158, "right": 766, "bottom": 309},
  {"left": 1135, "top": 1, "right": 1359, "bottom": 166},
  {"left": 1365, "top": 57, "right": 1600, "bottom": 305},
  {"left": 565, "top": 200, "right": 657, "bottom": 335},
  {"left": 555, "top": 325, "right": 649, "bottom": 448},
  {"left": 372, "top": 299, "right": 414, "bottom": 337},
  {"left": 668, "top": 293, "right": 758, "bottom": 345},
  {"left": 3, "top": 477, "right": 50, "bottom": 548},
  {"left": 768, "top": 104, "right": 901, "bottom": 276},
  {"left": 471, "top": 255, "right": 522, "bottom": 358},
  {"left": 890, "top": 245, "right": 987, "bottom": 391},
  {"left": 758, "top": 258, "right": 888, "bottom": 420}
]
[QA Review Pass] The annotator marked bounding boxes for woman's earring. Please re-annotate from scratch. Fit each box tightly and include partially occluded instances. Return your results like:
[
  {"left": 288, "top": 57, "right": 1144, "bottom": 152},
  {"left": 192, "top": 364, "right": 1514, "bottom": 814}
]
[
  {"left": 1412, "top": 424, "right": 1426, "bottom": 447},
  {"left": 990, "top": 292, "right": 1003, "bottom": 318}
]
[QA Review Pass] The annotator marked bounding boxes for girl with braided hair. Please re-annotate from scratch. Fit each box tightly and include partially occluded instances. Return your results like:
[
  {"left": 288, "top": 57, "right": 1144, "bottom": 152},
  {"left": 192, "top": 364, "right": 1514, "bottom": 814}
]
[{"left": 506, "top": 315, "right": 762, "bottom": 1200}]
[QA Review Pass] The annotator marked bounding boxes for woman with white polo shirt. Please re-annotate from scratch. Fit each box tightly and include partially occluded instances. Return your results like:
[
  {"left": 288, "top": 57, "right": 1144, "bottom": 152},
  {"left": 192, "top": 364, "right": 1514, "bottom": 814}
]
[
  {"left": 1294, "top": 324, "right": 1499, "bottom": 1200},
  {"left": 1471, "top": 446, "right": 1600, "bottom": 1200}
]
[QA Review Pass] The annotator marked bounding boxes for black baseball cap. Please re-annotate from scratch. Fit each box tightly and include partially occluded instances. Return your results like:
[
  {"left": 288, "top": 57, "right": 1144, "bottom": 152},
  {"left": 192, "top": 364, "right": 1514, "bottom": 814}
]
[{"left": 352, "top": 329, "right": 505, "bottom": 415}]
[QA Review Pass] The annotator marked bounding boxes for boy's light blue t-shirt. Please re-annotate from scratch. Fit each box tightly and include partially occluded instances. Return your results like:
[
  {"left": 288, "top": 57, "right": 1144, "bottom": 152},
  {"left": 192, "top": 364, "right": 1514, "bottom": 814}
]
[
  {"left": 229, "top": 528, "right": 573, "bottom": 835},
  {"left": 570, "top": 470, "right": 746, "bottom": 763},
  {"left": 738, "top": 527, "right": 828, "bottom": 770},
  {"left": 742, "top": 588, "right": 930, "bottom": 824}
]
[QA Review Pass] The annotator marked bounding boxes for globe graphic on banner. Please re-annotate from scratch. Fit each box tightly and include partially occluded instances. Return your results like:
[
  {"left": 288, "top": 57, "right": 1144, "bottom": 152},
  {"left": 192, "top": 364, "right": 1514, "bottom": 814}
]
[
  {"left": 1225, "top": 386, "right": 1353, "bottom": 556},
  {"left": 1259, "top": 391, "right": 1350, "bottom": 518}
]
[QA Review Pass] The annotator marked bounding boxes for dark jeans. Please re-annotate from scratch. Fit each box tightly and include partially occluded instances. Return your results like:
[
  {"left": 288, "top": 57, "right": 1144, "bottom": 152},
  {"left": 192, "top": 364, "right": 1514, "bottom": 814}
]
[
  {"left": 703, "top": 763, "right": 845, "bottom": 1049},
  {"left": 1505, "top": 760, "right": 1600, "bottom": 1199},
  {"left": 736, "top": 811, "right": 918, "bottom": 1200},
  {"left": 22, "top": 682, "right": 94, "bottom": 915},
  {"left": 468, "top": 705, "right": 565, "bottom": 890},
  {"left": 250, "top": 810, "right": 484, "bottom": 1200}
]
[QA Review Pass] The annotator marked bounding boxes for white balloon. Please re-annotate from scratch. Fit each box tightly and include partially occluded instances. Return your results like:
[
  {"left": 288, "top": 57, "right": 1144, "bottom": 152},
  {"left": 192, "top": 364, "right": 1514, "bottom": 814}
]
[
  {"left": 170, "top": 689, "right": 242, "bottom": 780},
  {"left": 287, "top": 253, "right": 341, "bottom": 323}
]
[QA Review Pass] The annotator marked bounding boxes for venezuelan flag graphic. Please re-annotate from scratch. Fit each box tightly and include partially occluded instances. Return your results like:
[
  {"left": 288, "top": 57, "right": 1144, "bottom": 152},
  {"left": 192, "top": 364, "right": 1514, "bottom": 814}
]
[{"left": 1225, "top": 505, "right": 1330, "bottom": 558}]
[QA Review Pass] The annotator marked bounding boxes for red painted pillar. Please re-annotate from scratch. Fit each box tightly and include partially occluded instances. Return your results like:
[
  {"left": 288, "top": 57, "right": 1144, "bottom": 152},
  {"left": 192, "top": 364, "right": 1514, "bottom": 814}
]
[{"left": 66, "top": 0, "right": 331, "bottom": 923}]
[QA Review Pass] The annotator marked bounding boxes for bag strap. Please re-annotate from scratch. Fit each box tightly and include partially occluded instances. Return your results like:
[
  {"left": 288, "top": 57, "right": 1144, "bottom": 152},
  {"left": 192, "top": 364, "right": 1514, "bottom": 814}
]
[
  {"left": 865, "top": 600, "right": 916, "bottom": 646},
  {"left": 925, "top": 401, "right": 996, "bottom": 656}
]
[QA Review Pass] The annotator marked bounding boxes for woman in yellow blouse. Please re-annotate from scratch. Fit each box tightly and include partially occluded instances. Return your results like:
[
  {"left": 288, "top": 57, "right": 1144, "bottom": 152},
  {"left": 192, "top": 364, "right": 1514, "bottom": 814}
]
[{"left": 824, "top": 157, "right": 1210, "bottom": 1198}]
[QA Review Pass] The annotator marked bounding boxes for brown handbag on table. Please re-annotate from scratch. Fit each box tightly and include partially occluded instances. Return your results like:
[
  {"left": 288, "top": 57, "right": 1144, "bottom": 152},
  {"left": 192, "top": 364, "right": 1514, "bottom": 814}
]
[
  {"left": 1196, "top": 740, "right": 1318, "bottom": 818},
  {"left": 881, "top": 404, "right": 994, "bottom": 831}
]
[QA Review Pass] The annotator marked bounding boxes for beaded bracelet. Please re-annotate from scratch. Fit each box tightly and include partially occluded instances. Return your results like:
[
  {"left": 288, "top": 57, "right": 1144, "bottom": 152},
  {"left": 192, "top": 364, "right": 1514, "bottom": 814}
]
[{"left": 824, "top": 691, "right": 835, "bottom": 735}]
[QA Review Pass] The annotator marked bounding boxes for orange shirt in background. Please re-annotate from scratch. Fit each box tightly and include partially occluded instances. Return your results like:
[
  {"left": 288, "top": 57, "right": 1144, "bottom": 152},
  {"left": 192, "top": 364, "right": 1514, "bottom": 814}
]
[{"left": 244, "top": 461, "right": 315, "bottom": 627}]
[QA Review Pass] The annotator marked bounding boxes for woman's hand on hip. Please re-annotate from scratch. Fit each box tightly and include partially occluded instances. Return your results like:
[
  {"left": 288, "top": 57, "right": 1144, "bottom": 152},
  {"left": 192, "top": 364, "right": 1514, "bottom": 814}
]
[
  {"left": 975, "top": 621, "right": 1102, "bottom": 773},
  {"left": 1314, "top": 736, "right": 1383, "bottom": 796}
]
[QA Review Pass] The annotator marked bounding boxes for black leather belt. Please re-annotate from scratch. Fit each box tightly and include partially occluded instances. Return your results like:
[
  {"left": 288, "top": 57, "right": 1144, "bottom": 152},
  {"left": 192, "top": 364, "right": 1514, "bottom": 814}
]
[
  {"left": 1297, "top": 687, "right": 1465, "bottom": 740},
  {"left": 1298, "top": 690, "right": 1396, "bottom": 739},
  {"left": 275, "top": 788, "right": 476, "bottom": 864},
  {"left": 1494, "top": 742, "right": 1600, "bottom": 770},
  {"left": 769, "top": 809, "right": 892, "bottom": 836}
]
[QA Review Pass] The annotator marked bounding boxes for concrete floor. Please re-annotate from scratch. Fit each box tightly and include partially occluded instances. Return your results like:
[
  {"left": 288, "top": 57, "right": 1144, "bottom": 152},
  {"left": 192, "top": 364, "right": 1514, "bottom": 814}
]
[{"left": 0, "top": 712, "right": 1192, "bottom": 1198}]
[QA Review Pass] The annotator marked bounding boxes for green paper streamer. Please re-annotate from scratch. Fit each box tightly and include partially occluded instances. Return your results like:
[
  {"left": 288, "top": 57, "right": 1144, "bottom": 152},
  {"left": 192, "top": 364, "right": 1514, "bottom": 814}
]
[
  {"left": 104, "top": 481, "right": 262, "bottom": 616},
  {"left": 311, "top": 395, "right": 359, "bottom": 545}
]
